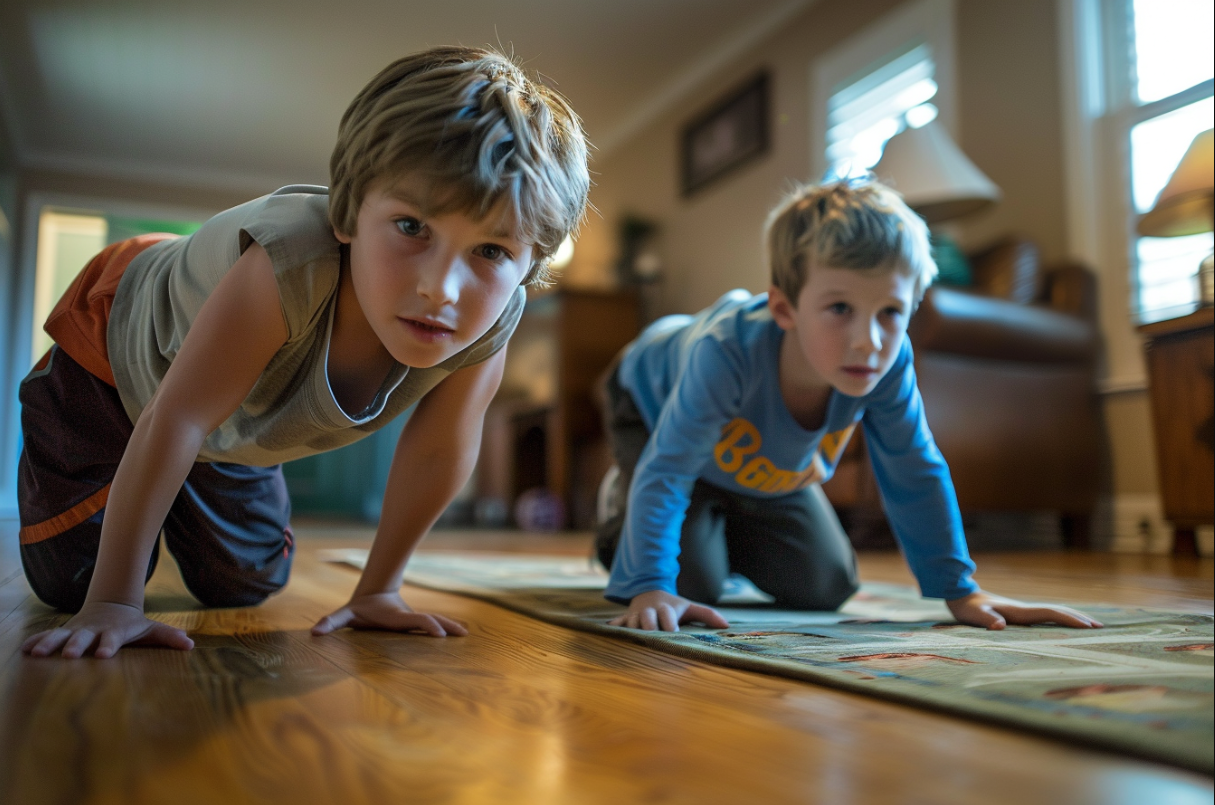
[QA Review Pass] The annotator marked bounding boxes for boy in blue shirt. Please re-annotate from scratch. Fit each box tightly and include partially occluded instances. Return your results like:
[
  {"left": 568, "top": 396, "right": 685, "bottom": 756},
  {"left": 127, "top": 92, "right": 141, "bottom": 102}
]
[
  {"left": 598, "top": 179, "right": 1101, "bottom": 633},
  {"left": 20, "top": 47, "right": 590, "bottom": 658}
]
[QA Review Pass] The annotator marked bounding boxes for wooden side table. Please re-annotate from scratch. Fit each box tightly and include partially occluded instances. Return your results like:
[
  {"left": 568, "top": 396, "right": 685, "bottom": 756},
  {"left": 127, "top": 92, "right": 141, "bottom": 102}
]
[{"left": 1139, "top": 307, "right": 1215, "bottom": 555}]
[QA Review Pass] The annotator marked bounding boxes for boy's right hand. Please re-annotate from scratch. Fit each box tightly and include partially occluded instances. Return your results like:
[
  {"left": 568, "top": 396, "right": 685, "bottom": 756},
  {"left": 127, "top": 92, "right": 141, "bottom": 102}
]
[
  {"left": 608, "top": 590, "right": 730, "bottom": 632},
  {"left": 21, "top": 601, "right": 194, "bottom": 659}
]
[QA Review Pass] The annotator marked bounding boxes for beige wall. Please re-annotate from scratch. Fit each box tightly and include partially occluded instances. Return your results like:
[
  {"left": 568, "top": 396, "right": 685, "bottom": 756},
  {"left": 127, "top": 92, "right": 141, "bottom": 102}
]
[
  {"left": 1103, "top": 392, "right": 1160, "bottom": 496},
  {"left": 570, "top": 0, "right": 907, "bottom": 313},
  {"left": 952, "top": 0, "right": 1067, "bottom": 261},
  {"left": 569, "top": 0, "right": 1072, "bottom": 311}
]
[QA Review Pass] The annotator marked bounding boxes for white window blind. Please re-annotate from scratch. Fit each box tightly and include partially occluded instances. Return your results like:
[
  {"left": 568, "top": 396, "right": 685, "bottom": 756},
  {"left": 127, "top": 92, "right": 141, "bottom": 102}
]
[{"left": 825, "top": 43, "right": 938, "bottom": 178}]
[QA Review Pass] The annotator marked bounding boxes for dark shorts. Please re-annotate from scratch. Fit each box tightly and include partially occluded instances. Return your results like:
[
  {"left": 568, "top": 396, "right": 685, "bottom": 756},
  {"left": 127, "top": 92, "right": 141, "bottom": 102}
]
[
  {"left": 596, "top": 363, "right": 858, "bottom": 610},
  {"left": 17, "top": 346, "right": 294, "bottom": 612}
]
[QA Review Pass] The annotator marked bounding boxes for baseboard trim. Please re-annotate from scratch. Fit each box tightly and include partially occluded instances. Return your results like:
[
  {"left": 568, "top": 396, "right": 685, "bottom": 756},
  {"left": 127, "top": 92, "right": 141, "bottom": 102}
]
[{"left": 1096, "top": 494, "right": 1213, "bottom": 555}]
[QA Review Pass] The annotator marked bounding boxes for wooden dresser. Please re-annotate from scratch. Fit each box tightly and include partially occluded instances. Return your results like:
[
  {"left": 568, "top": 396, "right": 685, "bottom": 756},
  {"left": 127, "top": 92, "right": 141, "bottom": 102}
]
[{"left": 1139, "top": 307, "right": 1215, "bottom": 554}]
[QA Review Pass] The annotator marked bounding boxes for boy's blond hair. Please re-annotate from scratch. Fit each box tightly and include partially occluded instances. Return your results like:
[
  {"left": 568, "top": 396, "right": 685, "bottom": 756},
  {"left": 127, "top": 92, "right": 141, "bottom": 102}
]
[
  {"left": 765, "top": 179, "right": 936, "bottom": 303},
  {"left": 329, "top": 47, "right": 590, "bottom": 285}
]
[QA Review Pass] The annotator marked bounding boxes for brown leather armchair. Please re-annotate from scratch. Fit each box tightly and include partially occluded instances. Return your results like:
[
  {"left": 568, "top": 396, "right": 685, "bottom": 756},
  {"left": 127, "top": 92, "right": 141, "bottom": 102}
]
[{"left": 822, "top": 237, "right": 1104, "bottom": 548}]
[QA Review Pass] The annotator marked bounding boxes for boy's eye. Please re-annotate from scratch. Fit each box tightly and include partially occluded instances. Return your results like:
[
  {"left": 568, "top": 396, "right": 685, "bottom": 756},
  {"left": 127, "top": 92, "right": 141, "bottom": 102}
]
[
  {"left": 827, "top": 302, "right": 850, "bottom": 315},
  {"left": 476, "top": 243, "right": 512, "bottom": 262},
  {"left": 395, "top": 217, "right": 425, "bottom": 237}
]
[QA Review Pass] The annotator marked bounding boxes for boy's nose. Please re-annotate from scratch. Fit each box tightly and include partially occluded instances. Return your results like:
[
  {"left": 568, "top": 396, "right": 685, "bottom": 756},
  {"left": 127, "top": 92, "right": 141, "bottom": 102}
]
[
  {"left": 852, "top": 317, "right": 882, "bottom": 354},
  {"left": 417, "top": 253, "right": 462, "bottom": 305}
]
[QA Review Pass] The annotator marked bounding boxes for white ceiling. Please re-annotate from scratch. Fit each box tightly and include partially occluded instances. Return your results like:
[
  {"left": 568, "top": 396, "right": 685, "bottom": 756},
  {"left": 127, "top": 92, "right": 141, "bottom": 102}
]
[{"left": 0, "top": 0, "right": 812, "bottom": 195}]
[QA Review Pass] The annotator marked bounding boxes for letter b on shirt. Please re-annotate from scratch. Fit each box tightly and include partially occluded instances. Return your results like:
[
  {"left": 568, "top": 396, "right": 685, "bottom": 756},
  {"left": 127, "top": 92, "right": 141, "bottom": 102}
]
[{"left": 714, "top": 418, "right": 761, "bottom": 473}]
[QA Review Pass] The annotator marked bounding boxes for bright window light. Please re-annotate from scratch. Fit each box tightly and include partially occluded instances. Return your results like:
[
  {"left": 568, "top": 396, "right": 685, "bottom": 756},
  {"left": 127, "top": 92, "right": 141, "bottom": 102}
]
[
  {"left": 905, "top": 103, "right": 939, "bottom": 129},
  {"left": 549, "top": 235, "right": 575, "bottom": 270},
  {"left": 32, "top": 210, "right": 107, "bottom": 364},
  {"left": 826, "top": 44, "right": 937, "bottom": 177},
  {"left": 1130, "top": 96, "right": 1214, "bottom": 322},
  {"left": 1137, "top": 232, "right": 1214, "bottom": 320},
  {"left": 1130, "top": 96, "right": 1214, "bottom": 213},
  {"left": 1132, "top": 0, "right": 1214, "bottom": 104}
]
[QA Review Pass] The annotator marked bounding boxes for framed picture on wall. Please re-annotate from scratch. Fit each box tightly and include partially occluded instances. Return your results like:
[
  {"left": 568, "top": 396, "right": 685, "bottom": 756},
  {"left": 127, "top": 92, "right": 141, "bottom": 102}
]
[{"left": 681, "top": 72, "right": 770, "bottom": 196}]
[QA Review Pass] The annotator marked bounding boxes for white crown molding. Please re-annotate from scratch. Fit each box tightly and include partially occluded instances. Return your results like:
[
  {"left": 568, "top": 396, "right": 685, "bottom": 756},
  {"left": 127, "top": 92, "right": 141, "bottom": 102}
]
[{"left": 594, "top": 0, "right": 817, "bottom": 157}]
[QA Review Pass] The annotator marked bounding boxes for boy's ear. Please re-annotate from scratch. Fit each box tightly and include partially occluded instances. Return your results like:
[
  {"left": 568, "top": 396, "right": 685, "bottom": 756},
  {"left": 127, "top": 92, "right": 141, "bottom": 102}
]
[
  {"left": 768, "top": 285, "right": 797, "bottom": 331},
  {"left": 333, "top": 226, "right": 352, "bottom": 245}
]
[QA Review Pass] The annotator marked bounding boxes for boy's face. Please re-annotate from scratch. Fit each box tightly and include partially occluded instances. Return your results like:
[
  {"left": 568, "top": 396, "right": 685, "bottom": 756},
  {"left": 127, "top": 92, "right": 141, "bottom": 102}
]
[
  {"left": 769, "top": 264, "right": 916, "bottom": 397},
  {"left": 336, "top": 177, "right": 534, "bottom": 368}
]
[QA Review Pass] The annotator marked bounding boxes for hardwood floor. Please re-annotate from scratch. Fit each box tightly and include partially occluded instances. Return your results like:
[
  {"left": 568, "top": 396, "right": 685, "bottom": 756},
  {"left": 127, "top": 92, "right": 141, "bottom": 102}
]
[{"left": 0, "top": 519, "right": 1211, "bottom": 805}]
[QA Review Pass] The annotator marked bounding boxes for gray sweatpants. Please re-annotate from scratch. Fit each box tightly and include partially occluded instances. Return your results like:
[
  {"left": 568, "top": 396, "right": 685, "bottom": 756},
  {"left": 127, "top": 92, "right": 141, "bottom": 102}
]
[{"left": 596, "top": 364, "right": 859, "bottom": 610}]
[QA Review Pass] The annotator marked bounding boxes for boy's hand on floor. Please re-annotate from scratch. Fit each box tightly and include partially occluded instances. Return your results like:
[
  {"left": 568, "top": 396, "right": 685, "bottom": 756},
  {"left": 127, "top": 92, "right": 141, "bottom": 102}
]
[
  {"left": 21, "top": 601, "right": 195, "bottom": 659},
  {"left": 946, "top": 591, "right": 1103, "bottom": 630},
  {"left": 311, "top": 591, "right": 468, "bottom": 637},
  {"left": 608, "top": 590, "right": 730, "bottom": 632}
]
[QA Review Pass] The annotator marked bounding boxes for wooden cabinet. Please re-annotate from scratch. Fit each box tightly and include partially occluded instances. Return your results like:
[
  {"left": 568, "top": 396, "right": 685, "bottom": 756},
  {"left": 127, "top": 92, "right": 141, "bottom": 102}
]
[
  {"left": 1139, "top": 308, "right": 1215, "bottom": 554},
  {"left": 477, "top": 289, "right": 641, "bottom": 529}
]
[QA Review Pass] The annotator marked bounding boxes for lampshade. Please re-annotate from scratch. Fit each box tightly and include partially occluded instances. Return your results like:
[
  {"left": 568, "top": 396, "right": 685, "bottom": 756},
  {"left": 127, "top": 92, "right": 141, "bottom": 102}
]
[
  {"left": 872, "top": 121, "right": 1001, "bottom": 224},
  {"left": 1137, "top": 129, "right": 1214, "bottom": 238}
]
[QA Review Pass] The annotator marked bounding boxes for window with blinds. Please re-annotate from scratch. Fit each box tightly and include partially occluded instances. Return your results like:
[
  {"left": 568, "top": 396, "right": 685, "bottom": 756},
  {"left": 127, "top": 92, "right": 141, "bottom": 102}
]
[
  {"left": 1125, "top": 0, "right": 1214, "bottom": 323},
  {"left": 825, "top": 43, "right": 939, "bottom": 179}
]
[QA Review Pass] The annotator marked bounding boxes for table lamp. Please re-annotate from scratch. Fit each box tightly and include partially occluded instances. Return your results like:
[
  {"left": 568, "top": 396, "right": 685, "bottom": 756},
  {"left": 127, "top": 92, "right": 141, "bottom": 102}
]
[
  {"left": 1136, "top": 129, "right": 1214, "bottom": 307},
  {"left": 871, "top": 120, "right": 1001, "bottom": 225},
  {"left": 871, "top": 121, "right": 1002, "bottom": 285}
]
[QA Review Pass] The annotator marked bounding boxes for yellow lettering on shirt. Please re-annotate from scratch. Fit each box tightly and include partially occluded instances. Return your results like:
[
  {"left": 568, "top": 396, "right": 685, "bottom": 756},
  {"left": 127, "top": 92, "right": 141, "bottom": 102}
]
[
  {"left": 736, "top": 456, "right": 775, "bottom": 489},
  {"left": 711, "top": 418, "right": 859, "bottom": 494},
  {"left": 714, "top": 418, "right": 762, "bottom": 473},
  {"left": 819, "top": 423, "right": 857, "bottom": 466}
]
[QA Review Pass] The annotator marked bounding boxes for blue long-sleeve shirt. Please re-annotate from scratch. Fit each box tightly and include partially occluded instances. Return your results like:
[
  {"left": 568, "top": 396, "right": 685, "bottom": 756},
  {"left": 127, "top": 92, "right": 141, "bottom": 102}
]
[{"left": 605, "top": 290, "right": 978, "bottom": 603}]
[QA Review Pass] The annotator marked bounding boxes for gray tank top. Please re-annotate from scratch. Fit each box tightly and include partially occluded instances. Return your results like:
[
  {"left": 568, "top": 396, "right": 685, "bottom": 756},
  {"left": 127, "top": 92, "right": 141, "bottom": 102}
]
[{"left": 108, "top": 185, "right": 524, "bottom": 466}]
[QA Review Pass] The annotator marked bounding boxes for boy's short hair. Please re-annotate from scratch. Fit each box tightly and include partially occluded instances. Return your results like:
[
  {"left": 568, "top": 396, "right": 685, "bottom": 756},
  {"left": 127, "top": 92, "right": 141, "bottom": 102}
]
[
  {"left": 329, "top": 46, "right": 590, "bottom": 285},
  {"left": 765, "top": 179, "right": 936, "bottom": 303}
]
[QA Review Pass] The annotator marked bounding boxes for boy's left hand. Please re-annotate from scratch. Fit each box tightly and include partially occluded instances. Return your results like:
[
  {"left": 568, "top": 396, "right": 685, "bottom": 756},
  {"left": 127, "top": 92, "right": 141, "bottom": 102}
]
[
  {"left": 311, "top": 592, "right": 469, "bottom": 637},
  {"left": 946, "top": 591, "right": 1103, "bottom": 630}
]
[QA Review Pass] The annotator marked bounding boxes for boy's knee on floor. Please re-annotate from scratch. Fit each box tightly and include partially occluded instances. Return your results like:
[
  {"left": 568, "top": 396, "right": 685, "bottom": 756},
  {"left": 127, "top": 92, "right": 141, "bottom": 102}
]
[
  {"left": 775, "top": 573, "right": 859, "bottom": 611},
  {"left": 820, "top": 575, "right": 861, "bottom": 610},
  {"left": 676, "top": 573, "right": 724, "bottom": 606},
  {"left": 187, "top": 583, "right": 275, "bottom": 610},
  {"left": 28, "top": 577, "right": 90, "bottom": 613},
  {"left": 182, "top": 571, "right": 287, "bottom": 609},
  {"left": 21, "top": 552, "right": 95, "bottom": 613}
]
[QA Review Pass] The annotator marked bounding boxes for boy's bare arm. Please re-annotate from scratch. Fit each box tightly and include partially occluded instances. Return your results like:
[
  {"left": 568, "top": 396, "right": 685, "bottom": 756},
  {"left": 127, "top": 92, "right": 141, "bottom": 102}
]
[
  {"left": 311, "top": 348, "right": 507, "bottom": 638},
  {"left": 23, "top": 243, "right": 288, "bottom": 658}
]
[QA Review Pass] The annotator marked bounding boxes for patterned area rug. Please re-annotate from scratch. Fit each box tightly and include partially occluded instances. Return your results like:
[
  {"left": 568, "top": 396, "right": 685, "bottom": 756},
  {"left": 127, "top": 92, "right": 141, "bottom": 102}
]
[{"left": 321, "top": 549, "right": 1214, "bottom": 774}]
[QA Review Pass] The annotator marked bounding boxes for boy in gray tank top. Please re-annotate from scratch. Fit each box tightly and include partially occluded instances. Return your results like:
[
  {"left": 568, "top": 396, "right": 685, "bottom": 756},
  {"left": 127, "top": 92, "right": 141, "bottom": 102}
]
[{"left": 19, "top": 47, "right": 590, "bottom": 659}]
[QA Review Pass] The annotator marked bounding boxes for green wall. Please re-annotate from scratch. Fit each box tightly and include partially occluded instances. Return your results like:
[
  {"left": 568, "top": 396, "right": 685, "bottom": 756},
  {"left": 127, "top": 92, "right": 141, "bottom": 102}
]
[{"left": 281, "top": 410, "right": 411, "bottom": 522}]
